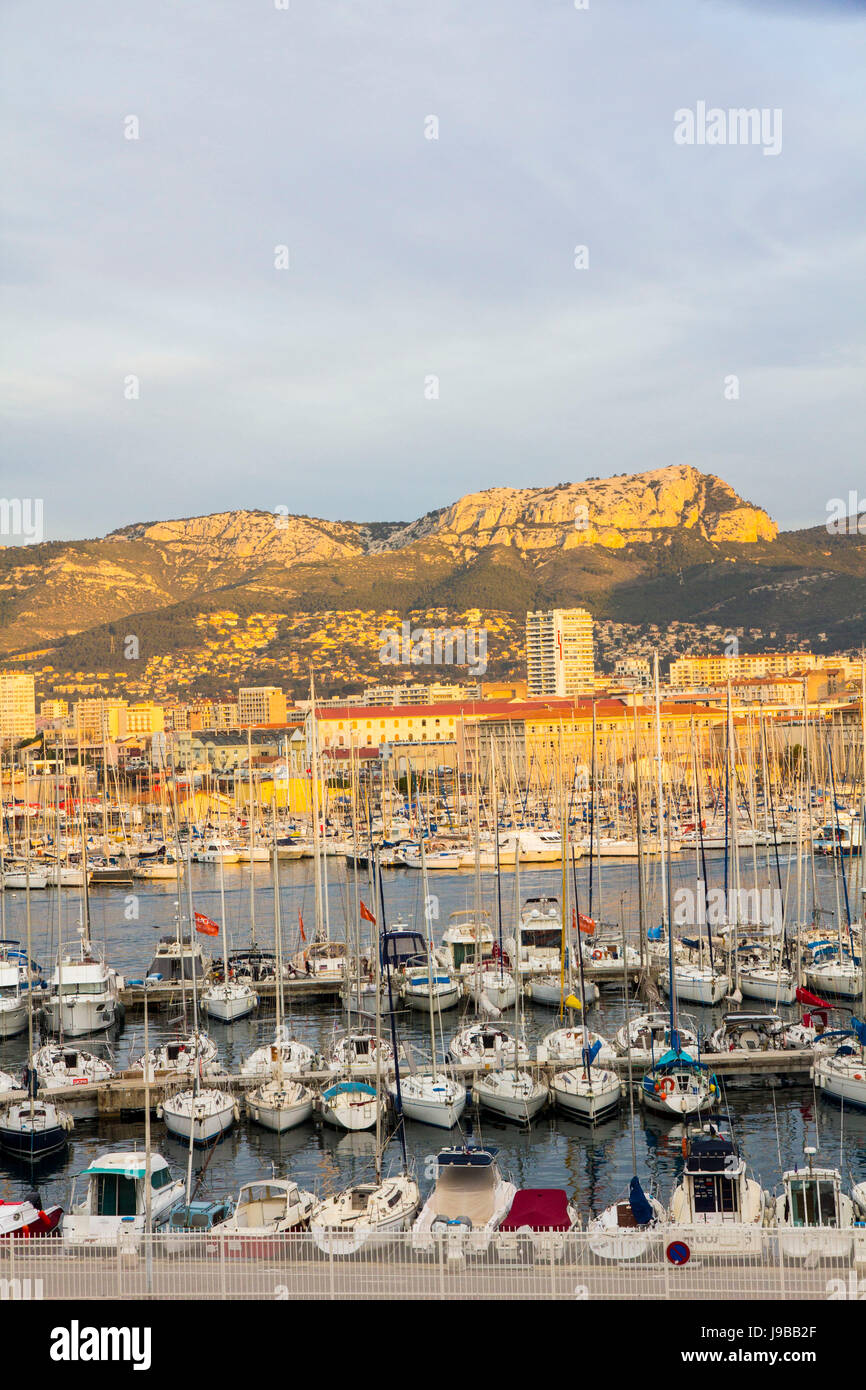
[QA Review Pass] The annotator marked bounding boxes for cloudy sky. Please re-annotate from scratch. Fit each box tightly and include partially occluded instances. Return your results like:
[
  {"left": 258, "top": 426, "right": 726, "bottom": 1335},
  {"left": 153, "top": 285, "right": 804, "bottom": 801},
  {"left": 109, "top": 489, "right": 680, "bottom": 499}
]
[{"left": 2, "top": 0, "right": 865, "bottom": 541}]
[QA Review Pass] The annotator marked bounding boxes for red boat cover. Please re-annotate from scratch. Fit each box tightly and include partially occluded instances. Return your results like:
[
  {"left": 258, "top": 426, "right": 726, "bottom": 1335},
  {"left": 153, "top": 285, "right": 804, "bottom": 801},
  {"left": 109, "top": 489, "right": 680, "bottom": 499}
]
[{"left": 499, "top": 1188, "right": 572, "bottom": 1232}]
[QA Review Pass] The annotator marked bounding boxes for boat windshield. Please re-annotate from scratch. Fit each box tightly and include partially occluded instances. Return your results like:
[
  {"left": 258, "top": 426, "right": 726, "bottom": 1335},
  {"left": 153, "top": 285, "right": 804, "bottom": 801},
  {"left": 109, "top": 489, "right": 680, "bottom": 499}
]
[
  {"left": 94, "top": 1174, "right": 138, "bottom": 1217},
  {"left": 692, "top": 1174, "right": 739, "bottom": 1217},
  {"left": 787, "top": 1179, "right": 838, "bottom": 1228}
]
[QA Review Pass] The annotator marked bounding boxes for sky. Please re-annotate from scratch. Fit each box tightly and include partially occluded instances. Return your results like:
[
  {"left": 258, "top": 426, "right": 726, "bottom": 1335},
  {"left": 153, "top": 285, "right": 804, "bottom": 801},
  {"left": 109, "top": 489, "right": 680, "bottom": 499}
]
[{"left": 2, "top": 0, "right": 865, "bottom": 542}]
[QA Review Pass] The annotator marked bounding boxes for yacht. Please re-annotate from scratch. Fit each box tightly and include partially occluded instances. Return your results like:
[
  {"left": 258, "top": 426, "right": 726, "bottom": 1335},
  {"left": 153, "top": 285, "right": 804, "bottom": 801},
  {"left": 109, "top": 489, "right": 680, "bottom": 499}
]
[
  {"left": 774, "top": 1147, "right": 856, "bottom": 1259},
  {"left": 668, "top": 1119, "right": 767, "bottom": 1253},
  {"left": 412, "top": 1143, "right": 516, "bottom": 1256},
  {"left": 448, "top": 1023, "right": 530, "bottom": 1068},
  {"left": 63, "top": 1152, "right": 184, "bottom": 1246},
  {"left": 641, "top": 1047, "right": 719, "bottom": 1118},
  {"left": 42, "top": 934, "right": 123, "bottom": 1037},
  {"left": 146, "top": 934, "right": 209, "bottom": 984},
  {"left": 32, "top": 1044, "right": 115, "bottom": 1090}
]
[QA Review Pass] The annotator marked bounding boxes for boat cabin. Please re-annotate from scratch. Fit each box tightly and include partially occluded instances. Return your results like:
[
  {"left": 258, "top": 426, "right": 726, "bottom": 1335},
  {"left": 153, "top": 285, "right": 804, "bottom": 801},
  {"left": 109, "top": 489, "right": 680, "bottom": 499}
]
[{"left": 682, "top": 1128, "right": 745, "bottom": 1220}]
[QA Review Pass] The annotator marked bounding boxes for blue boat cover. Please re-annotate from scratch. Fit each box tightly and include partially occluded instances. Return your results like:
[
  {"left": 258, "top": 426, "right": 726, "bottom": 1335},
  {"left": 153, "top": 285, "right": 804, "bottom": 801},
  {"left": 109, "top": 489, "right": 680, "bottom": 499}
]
[
  {"left": 629, "top": 1176, "right": 654, "bottom": 1227},
  {"left": 583, "top": 1039, "right": 602, "bottom": 1066},
  {"left": 851, "top": 1017, "right": 866, "bottom": 1046},
  {"left": 647, "top": 925, "right": 663, "bottom": 941}
]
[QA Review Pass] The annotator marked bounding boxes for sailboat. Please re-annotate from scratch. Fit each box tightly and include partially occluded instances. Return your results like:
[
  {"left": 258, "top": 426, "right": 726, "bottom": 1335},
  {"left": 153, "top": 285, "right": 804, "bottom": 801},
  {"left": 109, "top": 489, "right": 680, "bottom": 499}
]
[
  {"left": 311, "top": 862, "right": 420, "bottom": 1252},
  {"left": 474, "top": 851, "right": 548, "bottom": 1124},
  {"left": 160, "top": 837, "right": 237, "bottom": 1146},
  {"left": 0, "top": 826, "right": 74, "bottom": 1161},
  {"left": 388, "top": 839, "right": 466, "bottom": 1128},
  {"left": 246, "top": 815, "right": 314, "bottom": 1132},
  {"left": 0, "top": 942, "right": 27, "bottom": 1038},
  {"left": 812, "top": 1016, "right": 866, "bottom": 1109},
  {"left": 643, "top": 654, "right": 720, "bottom": 1120},
  {"left": 201, "top": 795, "right": 258, "bottom": 1022}
]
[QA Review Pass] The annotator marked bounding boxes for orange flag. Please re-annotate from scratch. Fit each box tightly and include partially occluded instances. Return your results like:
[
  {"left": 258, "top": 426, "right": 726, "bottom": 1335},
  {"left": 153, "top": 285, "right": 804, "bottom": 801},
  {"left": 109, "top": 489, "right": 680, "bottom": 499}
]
[
  {"left": 298, "top": 909, "right": 306, "bottom": 943},
  {"left": 360, "top": 900, "right": 376, "bottom": 924},
  {"left": 194, "top": 911, "right": 219, "bottom": 937}
]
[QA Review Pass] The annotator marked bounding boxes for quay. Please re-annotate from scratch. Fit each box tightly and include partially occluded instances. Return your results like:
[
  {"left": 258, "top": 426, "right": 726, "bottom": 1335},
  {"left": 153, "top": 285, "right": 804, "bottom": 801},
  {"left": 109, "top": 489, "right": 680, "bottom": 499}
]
[{"left": 11, "top": 1046, "right": 820, "bottom": 1118}]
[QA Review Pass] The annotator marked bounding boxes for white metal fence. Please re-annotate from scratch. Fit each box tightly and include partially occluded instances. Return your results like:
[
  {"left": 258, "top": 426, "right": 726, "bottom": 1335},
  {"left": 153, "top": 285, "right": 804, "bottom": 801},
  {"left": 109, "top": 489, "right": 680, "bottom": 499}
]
[{"left": 2, "top": 1226, "right": 866, "bottom": 1300}]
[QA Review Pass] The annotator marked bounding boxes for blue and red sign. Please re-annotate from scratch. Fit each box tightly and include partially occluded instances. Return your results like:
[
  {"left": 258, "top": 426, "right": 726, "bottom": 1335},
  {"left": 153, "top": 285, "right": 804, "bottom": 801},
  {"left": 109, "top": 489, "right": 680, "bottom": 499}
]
[{"left": 666, "top": 1240, "right": 690, "bottom": 1266}]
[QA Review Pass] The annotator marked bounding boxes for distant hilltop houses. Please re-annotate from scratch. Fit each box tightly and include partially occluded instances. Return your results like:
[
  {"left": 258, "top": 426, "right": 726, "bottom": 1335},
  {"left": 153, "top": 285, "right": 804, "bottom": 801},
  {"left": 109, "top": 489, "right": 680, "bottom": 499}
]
[{"left": 1, "top": 606, "right": 863, "bottom": 781}]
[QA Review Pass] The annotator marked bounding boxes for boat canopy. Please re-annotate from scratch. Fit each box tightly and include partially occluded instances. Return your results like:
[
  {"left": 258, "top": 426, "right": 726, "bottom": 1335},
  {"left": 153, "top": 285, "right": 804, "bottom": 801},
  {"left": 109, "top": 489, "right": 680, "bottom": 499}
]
[{"left": 499, "top": 1188, "right": 572, "bottom": 1232}]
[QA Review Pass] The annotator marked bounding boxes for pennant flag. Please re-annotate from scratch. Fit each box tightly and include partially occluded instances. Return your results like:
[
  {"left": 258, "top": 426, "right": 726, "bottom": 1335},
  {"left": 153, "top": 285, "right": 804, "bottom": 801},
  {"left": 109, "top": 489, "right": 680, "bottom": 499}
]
[
  {"left": 360, "top": 900, "right": 376, "bottom": 924},
  {"left": 194, "top": 911, "right": 219, "bottom": 937},
  {"left": 298, "top": 909, "right": 306, "bottom": 943},
  {"left": 564, "top": 994, "right": 583, "bottom": 1011}
]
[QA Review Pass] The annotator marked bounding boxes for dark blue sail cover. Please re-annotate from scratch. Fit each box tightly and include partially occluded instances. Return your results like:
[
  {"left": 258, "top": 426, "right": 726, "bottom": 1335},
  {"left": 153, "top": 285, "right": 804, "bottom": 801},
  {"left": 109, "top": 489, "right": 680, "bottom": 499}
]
[
  {"left": 629, "top": 1176, "right": 654, "bottom": 1226},
  {"left": 851, "top": 1017, "right": 866, "bottom": 1046},
  {"left": 583, "top": 1039, "right": 602, "bottom": 1067}
]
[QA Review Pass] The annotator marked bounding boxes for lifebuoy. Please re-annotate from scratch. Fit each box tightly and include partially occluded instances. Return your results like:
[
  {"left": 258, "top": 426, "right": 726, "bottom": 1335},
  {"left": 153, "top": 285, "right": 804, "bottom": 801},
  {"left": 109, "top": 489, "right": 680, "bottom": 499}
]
[
  {"left": 659, "top": 1077, "right": 675, "bottom": 1097},
  {"left": 591, "top": 950, "right": 603, "bottom": 961}
]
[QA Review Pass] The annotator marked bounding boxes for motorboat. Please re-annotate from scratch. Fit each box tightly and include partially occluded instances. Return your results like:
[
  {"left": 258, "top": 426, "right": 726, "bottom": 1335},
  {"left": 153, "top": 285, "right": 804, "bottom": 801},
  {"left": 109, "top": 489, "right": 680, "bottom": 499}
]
[
  {"left": 774, "top": 1147, "right": 856, "bottom": 1259},
  {"left": 464, "top": 964, "right": 517, "bottom": 1013},
  {"left": 438, "top": 910, "right": 494, "bottom": 973},
  {"left": 291, "top": 940, "right": 348, "bottom": 982},
  {"left": 63, "top": 1152, "right": 184, "bottom": 1246},
  {"left": 41, "top": 935, "right": 124, "bottom": 1037},
  {"left": 1, "top": 862, "right": 48, "bottom": 890},
  {"left": 412, "top": 1144, "right": 516, "bottom": 1256},
  {"left": 146, "top": 934, "right": 209, "bottom": 983},
  {"left": 218, "top": 1178, "right": 316, "bottom": 1253},
  {"left": 668, "top": 1119, "right": 767, "bottom": 1253}
]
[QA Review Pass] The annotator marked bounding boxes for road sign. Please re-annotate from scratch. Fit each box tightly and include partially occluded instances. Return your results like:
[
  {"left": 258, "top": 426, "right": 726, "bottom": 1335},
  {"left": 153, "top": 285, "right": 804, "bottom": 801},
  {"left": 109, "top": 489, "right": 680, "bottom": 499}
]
[{"left": 666, "top": 1240, "right": 690, "bottom": 1266}]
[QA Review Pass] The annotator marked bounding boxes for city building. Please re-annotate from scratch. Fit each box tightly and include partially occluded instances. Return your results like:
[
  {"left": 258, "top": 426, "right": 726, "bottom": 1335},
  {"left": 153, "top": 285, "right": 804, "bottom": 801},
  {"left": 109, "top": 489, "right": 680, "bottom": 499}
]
[
  {"left": 238, "top": 685, "right": 287, "bottom": 726},
  {"left": 0, "top": 672, "right": 36, "bottom": 741},
  {"left": 668, "top": 652, "right": 819, "bottom": 688},
  {"left": 40, "top": 697, "right": 69, "bottom": 720},
  {"left": 525, "top": 608, "right": 595, "bottom": 697}
]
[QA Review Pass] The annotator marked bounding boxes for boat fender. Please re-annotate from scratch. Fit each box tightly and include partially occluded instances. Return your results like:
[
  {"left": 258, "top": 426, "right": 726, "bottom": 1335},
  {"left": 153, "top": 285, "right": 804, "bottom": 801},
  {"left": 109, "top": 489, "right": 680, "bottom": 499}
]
[
  {"left": 471, "top": 1088, "right": 480, "bottom": 1105},
  {"left": 709, "top": 1083, "right": 716, "bottom": 1094},
  {"left": 233, "top": 1103, "right": 240, "bottom": 1122},
  {"left": 681, "top": 1135, "right": 688, "bottom": 1157},
  {"left": 855, "top": 1074, "right": 863, "bottom": 1081},
  {"left": 156, "top": 1104, "right": 164, "bottom": 1120}
]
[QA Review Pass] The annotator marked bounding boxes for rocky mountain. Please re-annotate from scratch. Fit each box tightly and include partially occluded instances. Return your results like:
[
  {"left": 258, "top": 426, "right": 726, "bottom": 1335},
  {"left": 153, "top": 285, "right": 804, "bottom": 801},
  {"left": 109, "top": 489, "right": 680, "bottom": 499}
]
[{"left": 0, "top": 466, "right": 862, "bottom": 699}]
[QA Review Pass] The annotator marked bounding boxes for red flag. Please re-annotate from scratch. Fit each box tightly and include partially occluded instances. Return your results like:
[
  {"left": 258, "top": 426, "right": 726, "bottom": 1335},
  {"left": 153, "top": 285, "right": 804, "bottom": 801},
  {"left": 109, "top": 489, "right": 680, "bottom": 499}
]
[
  {"left": 576, "top": 911, "right": 596, "bottom": 935},
  {"left": 360, "top": 900, "right": 376, "bottom": 924},
  {"left": 298, "top": 909, "right": 306, "bottom": 943},
  {"left": 194, "top": 911, "right": 219, "bottom": 937}
]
